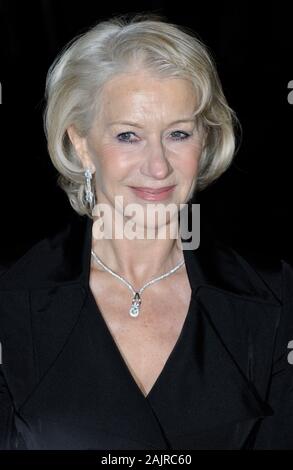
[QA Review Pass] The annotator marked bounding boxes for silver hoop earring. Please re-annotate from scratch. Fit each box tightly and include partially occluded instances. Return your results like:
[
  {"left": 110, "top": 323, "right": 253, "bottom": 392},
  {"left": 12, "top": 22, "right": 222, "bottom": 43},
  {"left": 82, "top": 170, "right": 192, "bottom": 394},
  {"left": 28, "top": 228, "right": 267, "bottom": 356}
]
[{"left": 84, "top": 168, "right": 95, "bottom": 208}]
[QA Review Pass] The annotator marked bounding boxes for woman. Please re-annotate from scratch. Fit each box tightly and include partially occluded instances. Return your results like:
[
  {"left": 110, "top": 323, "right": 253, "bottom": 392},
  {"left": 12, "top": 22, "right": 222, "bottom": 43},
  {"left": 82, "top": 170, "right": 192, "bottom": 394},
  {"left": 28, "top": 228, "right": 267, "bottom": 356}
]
[{"left": 0, "top": 13, "right": 292, "bottom": 450}]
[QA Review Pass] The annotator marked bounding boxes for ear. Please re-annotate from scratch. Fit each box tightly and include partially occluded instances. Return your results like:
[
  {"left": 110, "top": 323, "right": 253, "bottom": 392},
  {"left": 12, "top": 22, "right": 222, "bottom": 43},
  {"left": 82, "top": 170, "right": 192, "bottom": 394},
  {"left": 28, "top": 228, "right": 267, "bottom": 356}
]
[{"left": 67, "top": 125, "right": 95, "bottom": 172}]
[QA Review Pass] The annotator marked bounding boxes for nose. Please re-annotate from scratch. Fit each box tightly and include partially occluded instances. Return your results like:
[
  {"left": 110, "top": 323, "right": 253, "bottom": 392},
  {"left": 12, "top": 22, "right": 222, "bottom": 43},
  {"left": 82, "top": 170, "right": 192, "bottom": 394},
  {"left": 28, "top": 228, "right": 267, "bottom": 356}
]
[{"left": 140, "top": 138, "right": 172, "bottom": 180}]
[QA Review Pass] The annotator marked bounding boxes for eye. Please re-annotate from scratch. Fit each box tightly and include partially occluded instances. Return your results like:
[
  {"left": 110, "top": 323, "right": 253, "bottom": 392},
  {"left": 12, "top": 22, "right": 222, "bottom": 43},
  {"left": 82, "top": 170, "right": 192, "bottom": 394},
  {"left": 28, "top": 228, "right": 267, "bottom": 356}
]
[
  {"left": 170, "top": 131, "right": 191, "bottom": 141},
  {"left": 116, "top": 130, "right": 192, "bottom": 143},
  {"left": 116, "top": 132, "right": 138, "bottom": 144}
]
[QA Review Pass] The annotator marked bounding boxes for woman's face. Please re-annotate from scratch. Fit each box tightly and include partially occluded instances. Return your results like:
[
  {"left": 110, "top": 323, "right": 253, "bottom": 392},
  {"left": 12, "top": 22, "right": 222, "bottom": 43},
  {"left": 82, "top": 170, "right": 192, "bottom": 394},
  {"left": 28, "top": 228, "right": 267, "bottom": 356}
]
[{"left": 73, "top": 71, "right": 204, "bottom": 226}]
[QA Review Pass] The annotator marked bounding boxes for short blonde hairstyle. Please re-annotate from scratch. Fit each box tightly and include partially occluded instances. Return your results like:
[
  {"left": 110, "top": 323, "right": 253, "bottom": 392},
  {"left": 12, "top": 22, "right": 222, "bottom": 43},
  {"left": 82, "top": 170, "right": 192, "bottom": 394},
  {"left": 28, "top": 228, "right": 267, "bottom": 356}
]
[{"left": 44, "top": 13, "right": 241, "bottom": 218}]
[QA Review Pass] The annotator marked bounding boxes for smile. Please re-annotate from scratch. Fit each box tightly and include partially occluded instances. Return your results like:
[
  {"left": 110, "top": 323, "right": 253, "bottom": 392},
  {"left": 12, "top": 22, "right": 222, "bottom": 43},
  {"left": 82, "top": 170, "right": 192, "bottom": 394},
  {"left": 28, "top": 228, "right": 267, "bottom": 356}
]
[{"left": 129, "top": 185, "right": 176, "bottom": 201}]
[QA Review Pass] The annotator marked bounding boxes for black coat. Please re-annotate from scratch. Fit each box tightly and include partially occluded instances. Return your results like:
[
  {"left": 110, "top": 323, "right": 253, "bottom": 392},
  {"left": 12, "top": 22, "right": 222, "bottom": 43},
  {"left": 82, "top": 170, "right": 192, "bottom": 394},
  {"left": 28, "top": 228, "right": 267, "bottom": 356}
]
[{"left": 0, "top": 214, "right": 293, "bottom": 450}]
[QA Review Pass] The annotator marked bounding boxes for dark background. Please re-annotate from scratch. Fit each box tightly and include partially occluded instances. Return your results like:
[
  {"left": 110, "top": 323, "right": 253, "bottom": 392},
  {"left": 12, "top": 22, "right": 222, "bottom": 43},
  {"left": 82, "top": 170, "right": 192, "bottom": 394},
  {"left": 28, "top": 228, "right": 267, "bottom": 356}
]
[{"left": 0, "top": 1, "right": 292, "bottom": 265}]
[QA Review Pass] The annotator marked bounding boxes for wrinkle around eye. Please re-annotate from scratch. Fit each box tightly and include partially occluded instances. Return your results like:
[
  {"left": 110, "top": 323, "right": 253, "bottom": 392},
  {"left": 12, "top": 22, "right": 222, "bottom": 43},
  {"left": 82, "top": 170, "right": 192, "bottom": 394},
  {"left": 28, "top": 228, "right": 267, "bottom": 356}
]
[
  {"left": 116, "top": 132, "right": 139, "bottom": 143},
  {"left": 170, "top": 131, "right": 192, "bottom": 141},
  {"left": 115, "top": 130, "right": 197, "bottom": 145}
]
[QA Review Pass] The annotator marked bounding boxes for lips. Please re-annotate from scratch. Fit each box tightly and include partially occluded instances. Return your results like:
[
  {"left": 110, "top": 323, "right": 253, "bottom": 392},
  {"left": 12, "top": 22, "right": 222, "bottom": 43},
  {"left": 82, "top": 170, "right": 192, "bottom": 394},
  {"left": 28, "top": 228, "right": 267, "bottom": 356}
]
[
  {"left": 129, "top": 185, "right": 176, "bottom": 194},
  {"left": 129, "top": 185, "right": 176, "bottom": 201}
]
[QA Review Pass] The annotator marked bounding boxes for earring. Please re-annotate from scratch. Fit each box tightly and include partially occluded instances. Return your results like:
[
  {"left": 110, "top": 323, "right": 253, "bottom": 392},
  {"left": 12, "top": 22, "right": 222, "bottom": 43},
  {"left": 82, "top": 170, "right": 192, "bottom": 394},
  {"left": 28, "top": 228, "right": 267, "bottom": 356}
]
[{"left": 84, "top": 168, "right": 95, "bottom": 208}]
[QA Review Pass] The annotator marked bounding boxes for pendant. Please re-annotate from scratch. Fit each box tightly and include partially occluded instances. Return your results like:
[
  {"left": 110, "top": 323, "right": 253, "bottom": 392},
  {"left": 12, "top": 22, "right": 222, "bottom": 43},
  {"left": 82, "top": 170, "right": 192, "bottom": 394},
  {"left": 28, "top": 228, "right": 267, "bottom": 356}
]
[{"left": 129, "top": 292, "right": 141, "bottom": 318}]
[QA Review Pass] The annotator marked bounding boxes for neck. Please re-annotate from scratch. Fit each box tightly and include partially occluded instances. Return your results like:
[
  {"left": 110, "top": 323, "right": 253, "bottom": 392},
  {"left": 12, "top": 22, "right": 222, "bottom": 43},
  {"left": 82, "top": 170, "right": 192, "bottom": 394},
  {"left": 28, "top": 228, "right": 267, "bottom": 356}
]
[{"left": 90, "top": 213, "right": 184, "bottom": 287}]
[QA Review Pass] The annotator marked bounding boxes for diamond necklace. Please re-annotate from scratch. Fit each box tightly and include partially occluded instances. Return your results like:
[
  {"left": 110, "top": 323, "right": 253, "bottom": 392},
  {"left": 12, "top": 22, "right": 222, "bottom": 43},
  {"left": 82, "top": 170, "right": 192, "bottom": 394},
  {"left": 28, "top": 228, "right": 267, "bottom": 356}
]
[{"left": 91, "top": 249, "right": 185, "bottom": 318}]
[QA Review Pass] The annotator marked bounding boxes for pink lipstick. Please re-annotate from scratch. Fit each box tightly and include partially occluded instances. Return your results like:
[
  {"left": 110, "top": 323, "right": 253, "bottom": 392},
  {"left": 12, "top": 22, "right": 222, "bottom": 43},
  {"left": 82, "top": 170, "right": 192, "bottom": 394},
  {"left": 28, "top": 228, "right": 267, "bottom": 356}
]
[{"left": 129, "top": 185, "right": 176, "bottom": 201}]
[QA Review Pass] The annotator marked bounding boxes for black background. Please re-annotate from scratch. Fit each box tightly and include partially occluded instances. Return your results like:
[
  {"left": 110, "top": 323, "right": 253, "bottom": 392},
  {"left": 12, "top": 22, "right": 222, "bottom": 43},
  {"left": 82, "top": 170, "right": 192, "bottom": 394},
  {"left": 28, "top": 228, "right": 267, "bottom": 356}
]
[{"left": 0, "top": 1, "right": 292, "bottom": 265}]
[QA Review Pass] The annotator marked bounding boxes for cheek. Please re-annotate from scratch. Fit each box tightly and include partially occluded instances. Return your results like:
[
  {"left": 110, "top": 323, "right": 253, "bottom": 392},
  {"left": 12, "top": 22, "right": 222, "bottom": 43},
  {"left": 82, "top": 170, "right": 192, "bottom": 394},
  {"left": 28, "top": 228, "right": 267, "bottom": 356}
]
[
  {"left": 181, "top": 159, "right": 199, "bottom": 181},
  {"left": 97, "top": 143, "right": 137, "bottom": 179},
  {"left": 171, "top": 143, "right": 201, "bottom": 178}
]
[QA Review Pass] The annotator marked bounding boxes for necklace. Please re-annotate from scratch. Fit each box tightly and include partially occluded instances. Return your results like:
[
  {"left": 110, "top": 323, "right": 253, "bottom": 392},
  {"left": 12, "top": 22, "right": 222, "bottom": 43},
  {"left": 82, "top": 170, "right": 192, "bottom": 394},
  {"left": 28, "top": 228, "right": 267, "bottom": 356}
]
[{"left": 91, "top": 249, "right": 185, "bottom": 318}]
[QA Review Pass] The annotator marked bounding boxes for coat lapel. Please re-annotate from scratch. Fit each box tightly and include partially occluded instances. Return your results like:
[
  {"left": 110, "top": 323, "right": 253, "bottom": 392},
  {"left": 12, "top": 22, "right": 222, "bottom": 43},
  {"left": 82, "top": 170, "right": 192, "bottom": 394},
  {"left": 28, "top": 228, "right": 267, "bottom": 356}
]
[
  {"left": 195, "top": 285, "right": 281, "bottom": 399},
  {"left": 0, "top": 215, "right": 91, "bottom": 410},
  {"left": 145, "top": 285, "right": 279, "bottom": 448}
]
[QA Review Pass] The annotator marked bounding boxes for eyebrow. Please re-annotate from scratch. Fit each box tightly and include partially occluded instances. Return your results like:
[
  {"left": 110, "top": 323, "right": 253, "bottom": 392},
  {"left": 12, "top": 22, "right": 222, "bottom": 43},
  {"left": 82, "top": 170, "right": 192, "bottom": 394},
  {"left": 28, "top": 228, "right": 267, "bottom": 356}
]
[{"left": 108, "top": 118, "right": 196, "bottom": 128}]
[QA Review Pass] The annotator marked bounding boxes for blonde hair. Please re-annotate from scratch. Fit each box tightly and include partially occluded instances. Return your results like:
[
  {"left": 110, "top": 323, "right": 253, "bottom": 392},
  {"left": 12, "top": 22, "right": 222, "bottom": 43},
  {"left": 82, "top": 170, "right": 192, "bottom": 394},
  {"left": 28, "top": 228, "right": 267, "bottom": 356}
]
[{"left": 44, "top": 12, "right": 241, "bottom": 218}]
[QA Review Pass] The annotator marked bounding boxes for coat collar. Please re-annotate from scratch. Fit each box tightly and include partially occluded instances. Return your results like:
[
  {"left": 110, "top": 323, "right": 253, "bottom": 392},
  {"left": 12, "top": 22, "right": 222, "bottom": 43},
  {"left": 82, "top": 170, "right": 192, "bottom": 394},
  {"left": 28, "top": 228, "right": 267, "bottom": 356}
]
[{"left": 0, "top": 213, "right": 282, "bottom": 305}]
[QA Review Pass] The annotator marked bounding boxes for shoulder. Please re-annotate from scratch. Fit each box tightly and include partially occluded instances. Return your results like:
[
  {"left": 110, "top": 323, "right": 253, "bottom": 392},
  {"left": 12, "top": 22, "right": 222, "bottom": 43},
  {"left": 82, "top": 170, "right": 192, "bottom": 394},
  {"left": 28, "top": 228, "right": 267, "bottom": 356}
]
[
  {"left": 194, "top": 226, "right": 283, "bottom": 305},
  {"left": 0, "top": 235, "right": 57, "bottom": 290},
  {"left": 225, "top": 243, "right": 283, "bottom": 303},
  {"left": 0, "top": 215, "right": 89, "bottom": 290}
]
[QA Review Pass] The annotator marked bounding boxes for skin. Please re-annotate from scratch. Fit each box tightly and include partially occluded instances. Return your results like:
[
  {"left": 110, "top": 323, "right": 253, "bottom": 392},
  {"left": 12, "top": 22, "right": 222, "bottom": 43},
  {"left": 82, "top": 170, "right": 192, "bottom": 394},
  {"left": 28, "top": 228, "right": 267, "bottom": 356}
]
[{"left": 67, "top": 70, "right": 205, "bottom": 287}]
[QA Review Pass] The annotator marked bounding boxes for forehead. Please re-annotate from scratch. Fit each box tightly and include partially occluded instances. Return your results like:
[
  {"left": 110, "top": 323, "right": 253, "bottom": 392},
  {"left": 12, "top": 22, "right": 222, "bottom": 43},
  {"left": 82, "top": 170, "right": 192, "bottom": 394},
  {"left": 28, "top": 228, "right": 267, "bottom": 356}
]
[{"left": 98, "top": 72, "right": 197, "bottom": 119}]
